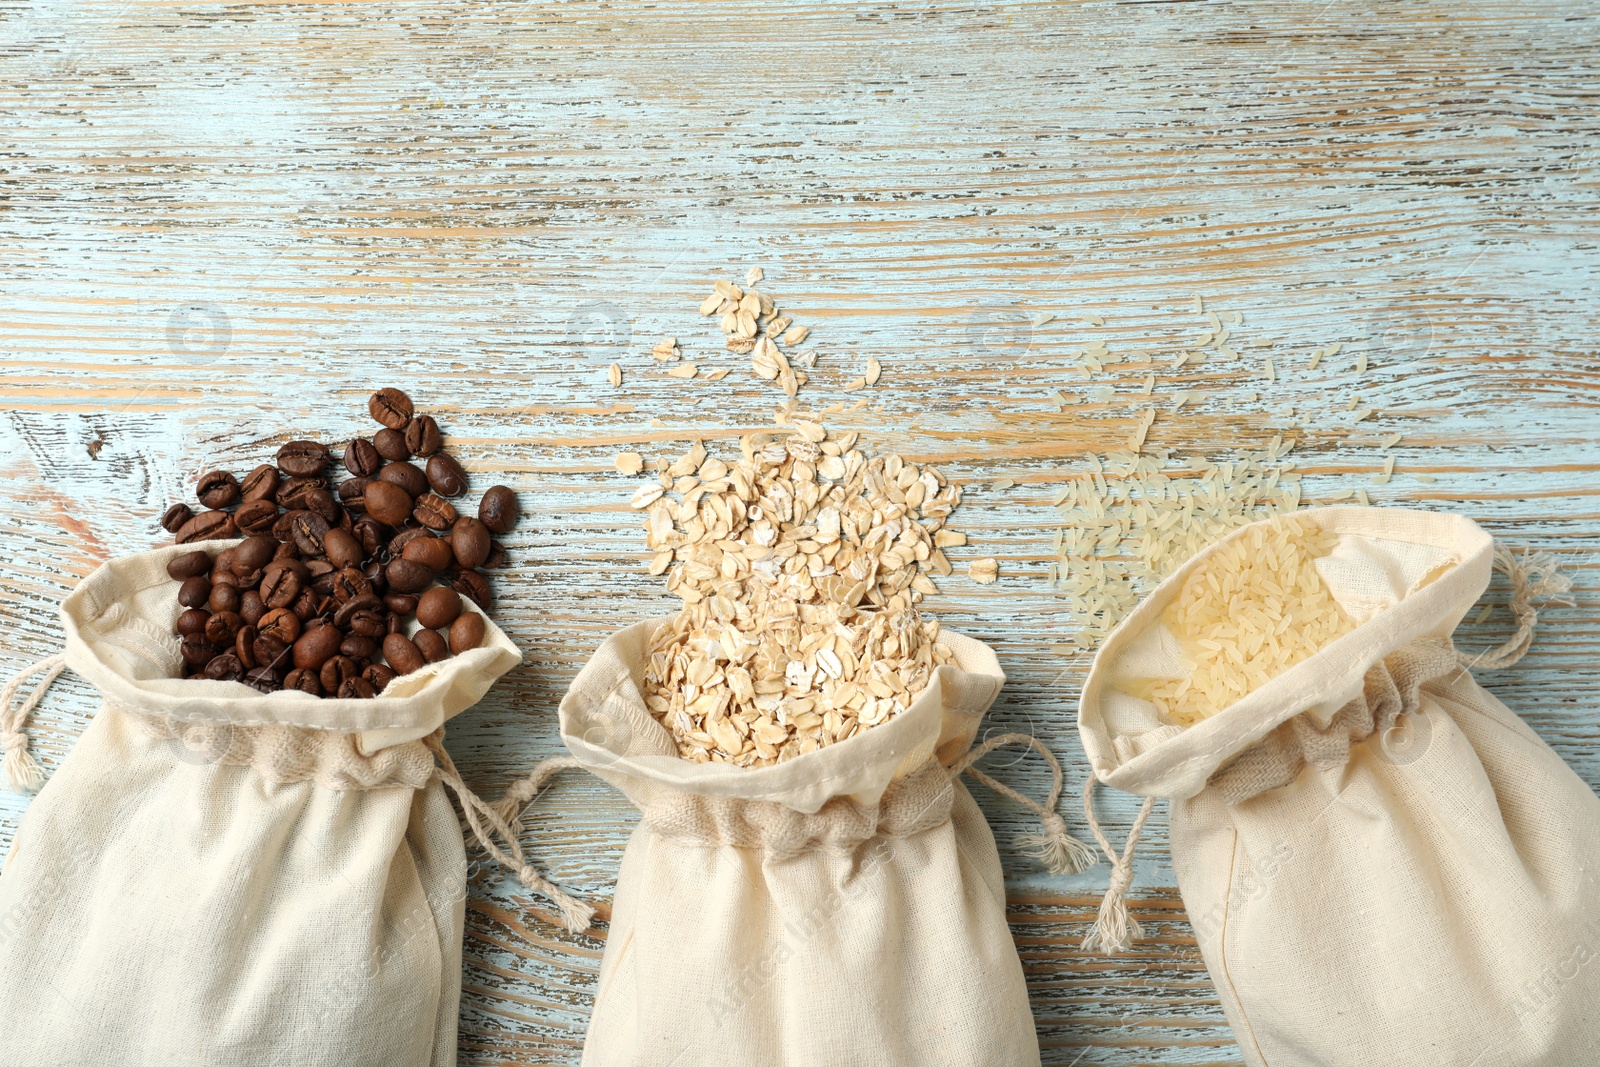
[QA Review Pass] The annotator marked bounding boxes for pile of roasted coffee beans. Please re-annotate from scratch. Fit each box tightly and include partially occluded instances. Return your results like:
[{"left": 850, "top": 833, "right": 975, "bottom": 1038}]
[{"left": 162, "top": 387, "right": 520, "bottom": 698}]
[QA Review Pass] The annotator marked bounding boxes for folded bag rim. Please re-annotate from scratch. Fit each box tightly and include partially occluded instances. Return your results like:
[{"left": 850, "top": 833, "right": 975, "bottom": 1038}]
[
  {"left": 1077, "top": 506, "right": 1493, "bottom": 800},
  {"left": 58, "top": 540, "right": 524, "bottom": 735}
]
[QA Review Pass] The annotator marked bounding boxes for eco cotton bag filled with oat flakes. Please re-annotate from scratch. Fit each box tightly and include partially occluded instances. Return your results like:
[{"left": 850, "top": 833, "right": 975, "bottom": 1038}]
[
  {"left": 1076, "top": 507, "right": 1600, "bottom": 1067},
  {"left": 0, "top": 542, "right": 528, "bottom": 1067}
]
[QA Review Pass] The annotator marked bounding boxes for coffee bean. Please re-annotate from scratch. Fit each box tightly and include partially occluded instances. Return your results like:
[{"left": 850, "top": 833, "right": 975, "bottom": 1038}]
[
  {"left": 449, "top": 611, "right": 487, "bottom": 655},
  {"left": 362, "top": 559, "right": 387, "bottom": 595},
  {"left": 210, "top": 570, "right": 240, "bottom": 592},
  {"left": 385, "top": 557, "right": 434, "bottom": 594},
  {"left": 338, "top": 676, "right": 377, "bottom": 700},
  {"left": 484, "top": 540, "right": 506, "bottom": 569},
  {"left": 388, "top": 612, "right": 405, "bottom": 634},
  {"left": 181, "top": 633, "right": 218, "bottom": 668},
  {"left": 283, "top": 668, "right": 323, "bottom": 696},
  {"left": 260, "top": 565, "right": 302, "bottom": 609},
  {"left": 204, "top": 653, "right": 245, "bottom": 682},
  {"left": 176, "top": 509, "right": 237, "bottom": 544},
  {"left": 319, "top": 655, "right": 362, "bottom": 691},
  {"left": 405, "top": 415, "right": 442, "bottom": 457},
  {"left": 235, "top": 499, "right": 281, "bottom": 536},
  {"left": 258, "top": 608, "right": 302, "bottom": 645},
  {"left": 384, "top": 593, "right": 419, "bottom": 614},
  {"left": 351, "top": 516, "right": 387, "bottom": 556},
  {"left": 292, "top": 625, "right": 344, "bottom": 671},
  {"left": 176, "top": 608, "right": 211, "bottom": 637},
  {"left": 413, "top": 628, "right": 450, "bottom": 664},
  {"left": 239, "top": 590, "right": 266, "bottom": 626},
  {"left": 237, "top": 463, "right": 277, "bottom": 503},
  {"left": 301, "top": 488, "right": 341, "bottom": 524},
  {"left": 369, "top": 387, "right": 414, "bottom": 430},
  {"left": 330, "top": 567, "right": 372, "bottom": 604},
  {"left": 307, "top": 558, "right": 337, "bottom": 594},
  {"left": 363, "top": 481, "right": 413, "bottom": 526},
  {"left": 271, "top": 510, "right": 299, "bottom": 543},
  {"left": 382, "top": 633, "right": 425, "bottom": 675},
  {"left": 277, "top": 440, "right": 330, "bottom": 478},
  {"left": 162, "top": 503, "right": 194, "bottom": 533},
  {"left": 402, "top": 535, "right": 454, "bottom": 572},
  {"left": 422, "top": 454, "right": 465, "bottom": 498},
  {"left": 204, "top": 610, "right": 244, "bottom": 645},
  {"left": 213, "top": 547, "right": 237, "bottom": 575},
  {"left": 373, "top": 428, "right": 410, "bottom": 462},
  {"left": 208, "top": 583, "right": 242, "bottom": 614},
  {"left": 320, "top": 527, "right": 363, "bottom": 570},
  {"left": 414, "top": 493, "right": 457, "bottom": 532},
  {"left": 337, "top": 477, "right": 370, "bottom": 510},
  {"left": 348, "top": 607, "right": 388, "bottom": 639},
  {"left": 196, "top": 470, "right": 240, "bottom": 509},
  {"left": 478, "top": 485, "right": 519, "bottom": 534},
  {"left": 176, "top": 575, "right": 212, "bottom": 608},
  {"left": 340, "top": 633, "right": 378, "bottom": 660},
  {"left": 388, "top": 526, "right": 432, "bottom": 555},
  {"left": 252, "top": 632, "right": 291, "bottom": 672},
  {"left": 451, "top": 518, "right": 491, "bottom": 570},
  {"left": 290, "top": 510, "right": 330, "bottom": 556},
  {"left": 364, "top": 663, "right": 396, "bottom": 692},
  {"left": 416, "top": 586, "right": 462, "bottom": 630},
  {"left": 233, "top": 534, "right": 277, "bottom": 573},
  {"left": 245, "top": 668, "right": 281, "bottom": 693},
  {"left": 277, "top": 476, "right": 328, "bottom": 512},
  {"left": 167, "top": 550, "right": 213, "bottom": 581},
  {"left": 333, "top": 592, "right": 379, "bottom": 628},
  {"left": 344, "top": 437, "right": 382, "bottom": 477},
  {"left": 234, "top": 625, "right": 260, "bottom": 669},
  {"left": 378, "top": 460, "right": 429, "bottom": 498},
  {"left": 451, "top": 569, "right": 492, "bottom": 610}
]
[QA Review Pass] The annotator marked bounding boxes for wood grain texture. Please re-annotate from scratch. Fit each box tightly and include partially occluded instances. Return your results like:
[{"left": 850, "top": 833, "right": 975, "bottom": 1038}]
[{"left": 2, "top": 0, "right": 1598, "bottom": 1062}]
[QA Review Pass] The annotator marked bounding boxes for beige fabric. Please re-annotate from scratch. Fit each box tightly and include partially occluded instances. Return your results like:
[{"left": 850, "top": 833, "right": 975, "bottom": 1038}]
[
  {"left": 1079, "top": 506, "right": 1600, "bottom": 1067},
  {"left": 562, "top": 619, "right": 1044, "bottom": 1067},
  {"left": 0, "top": 543, "right": 523, "bottom": 1067}
]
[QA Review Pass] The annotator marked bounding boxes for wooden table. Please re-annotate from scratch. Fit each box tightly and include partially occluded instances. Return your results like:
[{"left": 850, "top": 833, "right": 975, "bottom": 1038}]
[{"left": 2, "top": 2, "right": 1596, "bottom": 1063}]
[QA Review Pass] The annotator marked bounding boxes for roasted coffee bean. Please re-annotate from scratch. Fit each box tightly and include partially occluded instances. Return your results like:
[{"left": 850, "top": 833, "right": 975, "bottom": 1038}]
[
  {"left": 333, "top": 593, "right": 379, "bottom": 628},
  {"left": 245, "top": 668, "right": 281, "bottom": 694},
  {"left": 208, "top": 583, "right": 242, "bottom": 614},
  {"left": 319, "top": 655, "right": 362, "bottom": 692},
  {"left": 276, "top": 440, "right": 330, "bottom": 478},
  {"left": 378, "top": 460, "right": 429, "bottom": 498},
  {"left": 340, "top": 633, "right": 378, "bottom": 661},
  {"left": 258, "top": 608, "right": 302, "bottom": 645},
  {"left": 363, "top": 480, "right": 413, "bottom": 526},
  {"left": 414, "top": 493, "right": 457, "bottom": 532},
  {"left": 413, "top": 628, "right": 450, "bottom": 664},
  {"left": 240, "top": 463, "right": 279, "bottom": 502},
  {"left": 322, "top": 527, "right": 363, "bottom": 570},
  {"left": 177, "top": 575, "right": 214, "bottom": 609},
  {"left": 213, "top": 547, "right": 237, "bottom": 575},
  {"left": 209, "top": 569, "right": 239, "bottom": 590},
  {"left": 337, "top": 477, "right": 370, "bottom": 510},
  {"left": 385, "top": 557, "right": 434, "bottom": 594},
  {"left": 301, "top": 488, "right": 341, "bottom": 524},
  {"left": 271, "top": 509, "right": 299, "bottom": 543},
  {"left": 369, "top": 387, "right": 414, "bottom": 430},
  {"left": 384, "top": 593, "right": 419, "bottom": 614},
  {"left": 402, "top": 535, "right": 454, "bottom": 573},
  {"left": 484, "top": 540, "right": 506, "bottom": 569},
  {"left": 338, "top": 676, "right": 377, "bottom": 700},
  {"left": 425, "top": 453, "right": 467, "bottom": 498},
  {"left": 373, "top": 427, "right": 410, "bottom": 462},
  {"left": 176, "top": 509, "right": 237, "bottom": 543},
  {"left": 416, "top": 586, "right": 463, "bottom": 630},
  {"left": 162, "top": 503, "right": 194, "bottom": 533},
  {"left": 253, "top": 632, "right": 291, "bottom": 672},
  {"left": 260, "top": 565, "right": 302, "bottom": 609},
  {"left": 204, "top": 653, "right": 245, "bottom": 682},
  {"left": 451, "top": 569, "right": 492, "bottom": 610},
  {"left": 405, "top": 415, "right": 442, "bottom": 457},
  {"left": 283, "top": 668, "right": 323, "bottom": 696},
  {"left": 234, "top": 625, "right": 259, "bottom": 669},
  {"left": 337, "top": 508, "right": 356, "bottom": 536},
  {"left": 176, "top": 608, "right": 211, "bottom": 637},
  {"left": 450, "top": 518, "right": 491, "bottom": 569},
  {"left": 351, "top": 515, "right": 387, "bottom": 556},
  {"left": 168, "top": 550, "right": 213, "bottom": 581},
  {"left": 292, "top": 625, "right": 343, "bottom": 670},
  {"left": 234, "top": 534, "right": 277, "bottom": 574},
  {"left": 196, "top": 470, "right": 240, "bottom": 509},
  {"left": 277, "top": 476, "right": 327, "bottom": 511},
  {"left": 388, "top": 526, "right": 432, "bottom": 556},
  {"left": 388, "top": 612, "right": 405, "bottom": 634},
  {"left": 239, "top": 590, "right": 266, "bottom": 626},
  {"left": 448, "top": 607, "right": 483, "bottom": 652},
  {"left": 478, "top": 485, "right": 519, "bottom": 534},
  {"left": 305, "top": 557, "right": 336, "bottom": 585},
  {"left": 382, "top": 633, "right": 425, "bottom": 675},
  {"left": 180, "top": 633, "right": 218, "bottom": 668},
  {"left": 363, "top": 663, "right": 396, "bottom": 692},
  {"left": 291, "top": 587, "right": 322, "bottom": 621},
  {"left": 290, "top": 510, "right": 330, "bottom": 556},
  {"left": 330, "top": 567, "right": 371, "bottom": 604},
  {"left": 273, "top": 540, "right": 299, "bottom": 561},
  {"left": 348, "top": 608, "right": 387, "bottom": 639},
  {"left": 344, "top": 437, "right": 382, "bottom": 477},
  {"left": 234, "top": 499, "right": 281, "bottom": 536},
  {"left": 362, "top": 559, "right": 387, "bottom": 595}
]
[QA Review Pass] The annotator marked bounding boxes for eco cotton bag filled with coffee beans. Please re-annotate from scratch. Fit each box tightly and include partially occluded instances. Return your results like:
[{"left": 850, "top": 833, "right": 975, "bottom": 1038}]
[
  {"left": 0, "top": 540, "right": 522, "bottom": 1067},
  {"left": 1076, "top": 506, "right": 1600, "bottom": 1067}
]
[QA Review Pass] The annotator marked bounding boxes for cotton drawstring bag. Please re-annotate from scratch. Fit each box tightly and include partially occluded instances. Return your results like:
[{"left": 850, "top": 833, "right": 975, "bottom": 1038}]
[
  {"left": 0, "top": 540, "right": 541, "bottom": 1067},
  {"left": 1076, "top": 506, "right": 1600, "bottom": 1067},
  {"left": 498, "top": 617, "right": 1092, "bottom": 1067}
]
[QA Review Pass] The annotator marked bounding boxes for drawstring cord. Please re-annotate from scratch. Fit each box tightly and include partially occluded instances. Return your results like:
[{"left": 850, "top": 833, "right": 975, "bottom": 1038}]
[
  {"left": 1079, "top": 775, "right": 1155, "bottom": 955},
  {"left": 1, "top": 653, "right": 68, "bottom": 793},
  {"left": 491, "top": 755, "right": 583, "bottom": 833},
  {"left": 423, "top": 734, "right": 595, "bottom": 935},
  {"left": 1457, "top": 545, "right": 1573, "bottom": 671},
  {"left": 950, "top": 731, "right": 1098, "bottom": 876}
]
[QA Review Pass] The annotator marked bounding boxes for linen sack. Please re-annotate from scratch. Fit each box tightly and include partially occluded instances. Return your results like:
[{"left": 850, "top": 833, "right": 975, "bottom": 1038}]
[
  {"left": 0, "top": 541, "right": 528, "bottom": 1067},
  {"left": 1077, "top": 506, "right": 1600, "bottom": 1067},
  {"left": 516, "top": 617, "right": 1085, "bottom": 1067}
]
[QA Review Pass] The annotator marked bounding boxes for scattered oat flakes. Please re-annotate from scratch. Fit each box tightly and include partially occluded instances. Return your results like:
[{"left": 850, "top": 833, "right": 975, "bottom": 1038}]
[
  {"left": 745, "top": 266, "right": 763, "bottom": 286},
  {"left": 968, "top": 558, "right": 999, "bottom": 584},
  {"left": 668, "top": 363, "right": 698, "bottom": 379},
  {"left": 844, "top": 376, "right": 866, "bottom": 392},
  {"left": 865, "top": 358, "right": 882, "bottom": 386},
  {"left": 782, "top": 325, "right": 809, "bottom": 346},
  {"left": 615, "top": 451, "right": 644, "bottom": 476},
  {"left": 608, "top": 363, "right": 622, "bottom": 387}
]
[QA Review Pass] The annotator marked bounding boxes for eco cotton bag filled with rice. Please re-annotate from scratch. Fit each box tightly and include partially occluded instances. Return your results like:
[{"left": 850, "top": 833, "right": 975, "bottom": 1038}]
[{"left": 1075, "top": 507, "right": 1600, "bottom": 1067}]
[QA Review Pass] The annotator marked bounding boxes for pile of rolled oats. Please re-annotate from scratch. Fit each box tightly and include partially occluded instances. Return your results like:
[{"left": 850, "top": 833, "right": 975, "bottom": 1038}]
[{"left": 631, "top": 416, "right": 974, "bottom": 766}]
